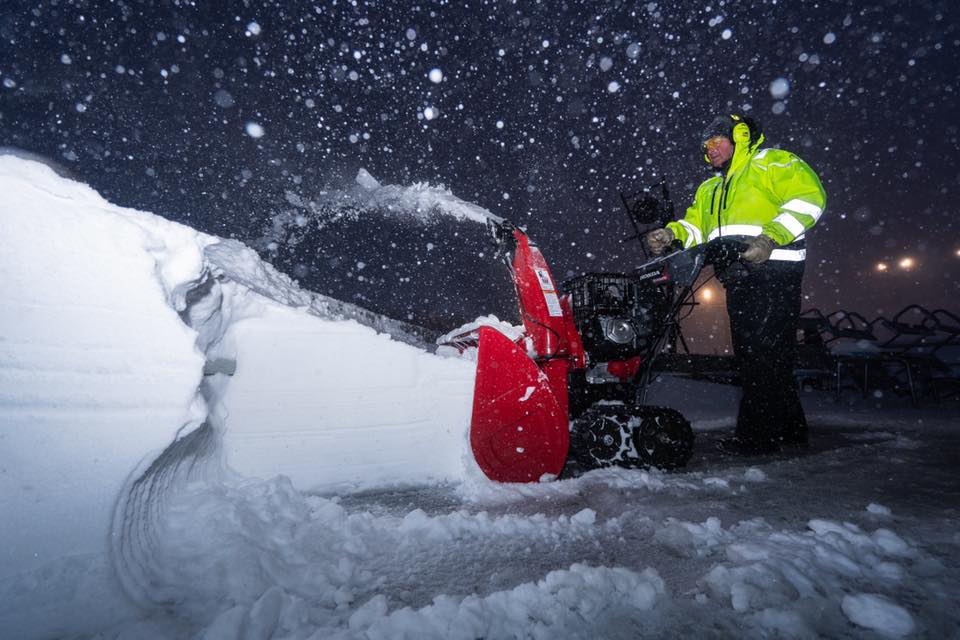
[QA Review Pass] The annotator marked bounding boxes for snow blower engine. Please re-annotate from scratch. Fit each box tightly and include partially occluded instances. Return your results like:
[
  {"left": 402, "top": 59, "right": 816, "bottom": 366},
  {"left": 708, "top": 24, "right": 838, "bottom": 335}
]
[{"left": 441, "top": 190, "right": 745, "bottom": 483}]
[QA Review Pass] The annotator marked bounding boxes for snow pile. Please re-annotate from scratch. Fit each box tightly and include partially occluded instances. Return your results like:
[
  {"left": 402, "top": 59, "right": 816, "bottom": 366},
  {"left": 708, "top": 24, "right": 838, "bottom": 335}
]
[
  {"left": 27, "top": 453, "right": 949, "bottom": 639},
  {"left": 437, "top": 314, "right": 526, "bottom": 346},
  {"left": 435, "top": 314, "right": 527, "bottom": 360},
  {"left": 697, "top": 518, "right": 923, "bottom": 636},
  {"left": 0, "top": 156, "right": 210, "bottom": 581},
  {"left": 0, "top": 155, "right": 476, "bottom": 635},
  {"left": 99, "top": 472, "right": 665, "bottom": 638},
  {"left": 841, "top": 593, "right": 915, "bottom": 637},
  {"left": 200, "top": 268, "right": 476, "bottom": 490},
  {"left": 344, "top": 564, "right": 665, "bottom": 640}
]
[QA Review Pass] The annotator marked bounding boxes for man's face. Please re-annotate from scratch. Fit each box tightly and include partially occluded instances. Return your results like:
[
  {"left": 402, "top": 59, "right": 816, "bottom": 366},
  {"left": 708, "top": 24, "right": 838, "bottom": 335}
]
[{"left": 703, "top": 136, "right": 734, "bottom": 168}]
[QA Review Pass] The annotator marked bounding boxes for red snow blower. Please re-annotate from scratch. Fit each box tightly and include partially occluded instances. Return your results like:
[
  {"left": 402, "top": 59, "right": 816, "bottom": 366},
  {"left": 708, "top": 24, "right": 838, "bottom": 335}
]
[{"left": 443, "top": 204, "right": 747, "bottom": 483}]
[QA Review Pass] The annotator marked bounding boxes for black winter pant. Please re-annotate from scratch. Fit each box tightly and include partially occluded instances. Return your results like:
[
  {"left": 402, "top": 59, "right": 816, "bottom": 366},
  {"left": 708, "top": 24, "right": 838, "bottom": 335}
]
[{"left": 723, "top": 262, "right": 807, "bottom": 445}]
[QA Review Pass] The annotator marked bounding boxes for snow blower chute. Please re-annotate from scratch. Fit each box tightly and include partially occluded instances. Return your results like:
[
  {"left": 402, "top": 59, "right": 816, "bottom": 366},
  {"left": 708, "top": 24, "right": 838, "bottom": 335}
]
[{"left": 443, "top": 216, "right": 748, "bottom": 483}]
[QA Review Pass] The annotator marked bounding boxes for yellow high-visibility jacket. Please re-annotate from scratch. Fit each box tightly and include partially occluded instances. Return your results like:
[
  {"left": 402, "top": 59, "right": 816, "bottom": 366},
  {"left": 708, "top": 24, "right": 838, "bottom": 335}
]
[{"left": 667, "top": 137, "right": 826, "bottom": 262}]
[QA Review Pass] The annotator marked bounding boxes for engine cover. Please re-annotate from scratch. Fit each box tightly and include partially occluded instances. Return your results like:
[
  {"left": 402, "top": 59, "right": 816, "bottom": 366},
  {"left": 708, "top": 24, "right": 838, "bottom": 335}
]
[{"left": 562, "top": 273, "right": 669, "bottom": 362}]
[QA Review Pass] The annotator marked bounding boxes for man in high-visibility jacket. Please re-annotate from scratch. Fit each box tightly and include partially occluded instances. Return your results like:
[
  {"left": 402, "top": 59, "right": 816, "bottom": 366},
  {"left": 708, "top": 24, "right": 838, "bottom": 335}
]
[{"left": 647, "top": 113, "right": 826, "bottom": 454}]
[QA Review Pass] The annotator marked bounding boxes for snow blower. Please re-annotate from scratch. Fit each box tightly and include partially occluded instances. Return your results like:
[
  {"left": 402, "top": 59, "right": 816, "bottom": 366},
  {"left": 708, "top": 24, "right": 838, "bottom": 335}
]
[{"left": 442, "top": 211, "right": 747, "bottom": 483}]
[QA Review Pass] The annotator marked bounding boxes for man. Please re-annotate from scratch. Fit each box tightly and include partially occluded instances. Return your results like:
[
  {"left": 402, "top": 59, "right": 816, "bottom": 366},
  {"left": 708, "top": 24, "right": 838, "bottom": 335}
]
[{"left": 646, "top": 113, "right": 826, "bottom": 454}]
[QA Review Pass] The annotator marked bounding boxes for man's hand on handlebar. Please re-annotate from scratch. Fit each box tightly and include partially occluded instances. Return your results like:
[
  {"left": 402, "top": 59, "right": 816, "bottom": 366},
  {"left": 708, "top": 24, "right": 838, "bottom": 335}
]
[
  {"left": 741, "top": 234, "right": 776, "bottom": 263},
  {"left": 645, "top": 227, "right": 675, "bottom": 255}
]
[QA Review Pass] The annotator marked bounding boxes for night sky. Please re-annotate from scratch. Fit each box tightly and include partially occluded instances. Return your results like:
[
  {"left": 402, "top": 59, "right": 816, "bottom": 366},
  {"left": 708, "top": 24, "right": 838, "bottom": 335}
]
[{"left": 2, "top": 0, "right": 958, "bottom": 331}]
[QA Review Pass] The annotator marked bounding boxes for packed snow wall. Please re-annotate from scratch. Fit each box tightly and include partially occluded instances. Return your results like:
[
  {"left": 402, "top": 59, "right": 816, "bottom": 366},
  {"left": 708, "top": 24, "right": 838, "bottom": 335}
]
[{"left": 0, "top": 156, "right": 476, "bottom": 587}]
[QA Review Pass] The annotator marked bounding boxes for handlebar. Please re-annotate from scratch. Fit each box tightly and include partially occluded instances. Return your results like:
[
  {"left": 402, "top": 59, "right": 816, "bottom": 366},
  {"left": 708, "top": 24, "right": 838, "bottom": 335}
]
[
  {"left": 702, "top": 237, "right": 748, "bottom": 270},
  {"left": 634, "top": 235, "right": 751, "bottom": 290}
]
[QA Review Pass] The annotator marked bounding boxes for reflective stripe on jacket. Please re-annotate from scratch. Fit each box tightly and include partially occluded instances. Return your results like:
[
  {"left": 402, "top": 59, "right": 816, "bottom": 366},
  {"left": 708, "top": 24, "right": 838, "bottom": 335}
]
[{"left": 667, "top": 144, "right": 826, "bottom": 262}]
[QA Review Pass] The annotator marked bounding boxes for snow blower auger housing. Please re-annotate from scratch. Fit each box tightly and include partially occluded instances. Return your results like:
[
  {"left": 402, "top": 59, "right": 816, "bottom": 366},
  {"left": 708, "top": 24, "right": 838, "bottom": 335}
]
[{"left": 444, "top": 220, "right": 746, "bottom": 483}]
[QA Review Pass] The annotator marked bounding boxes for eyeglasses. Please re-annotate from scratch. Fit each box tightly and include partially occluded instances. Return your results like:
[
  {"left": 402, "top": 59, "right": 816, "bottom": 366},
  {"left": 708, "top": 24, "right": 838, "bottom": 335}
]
[{"left": 701, "top": 136, "right": 726, "bottom": 154}]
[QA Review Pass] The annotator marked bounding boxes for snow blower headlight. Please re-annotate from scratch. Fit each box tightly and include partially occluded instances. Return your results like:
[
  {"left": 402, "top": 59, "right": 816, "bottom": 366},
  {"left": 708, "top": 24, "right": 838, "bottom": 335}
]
[{"left": 599, "top": 316, "right": 637, "bottom": 345}]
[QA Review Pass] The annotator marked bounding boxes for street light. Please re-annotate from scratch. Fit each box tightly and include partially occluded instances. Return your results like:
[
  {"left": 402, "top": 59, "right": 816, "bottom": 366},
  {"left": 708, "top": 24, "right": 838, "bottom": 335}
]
[
  {"left": 876, "top": 262, "right": 888, "bottom": 272},
  {"left": 898, "top": 257, "right": 915, "bottom": 270}
]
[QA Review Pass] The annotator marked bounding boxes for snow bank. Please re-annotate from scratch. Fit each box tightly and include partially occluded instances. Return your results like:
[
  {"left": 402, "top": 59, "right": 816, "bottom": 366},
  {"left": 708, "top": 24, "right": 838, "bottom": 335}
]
[
  {"left": 0, "top": 156, "right": 476, "bottom": 633},
  {"left": 0, "top": 156, "right": 209, "bottom": 580},
  {"left": 211, "top": 299, "right": 475, "bottom": 490}
]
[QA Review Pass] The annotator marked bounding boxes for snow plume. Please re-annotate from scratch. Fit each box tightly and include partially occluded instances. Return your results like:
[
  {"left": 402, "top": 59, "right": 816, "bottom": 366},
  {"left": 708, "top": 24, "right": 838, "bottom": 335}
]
[
  {"left": 252, "top": 168, "right": 518, "bottom": 331},
  {"left": 351, "top": 169, "right": 502, "bottom": 226},
  {"left": 258, "top": 168, "right": 502, "bottom": 254}
]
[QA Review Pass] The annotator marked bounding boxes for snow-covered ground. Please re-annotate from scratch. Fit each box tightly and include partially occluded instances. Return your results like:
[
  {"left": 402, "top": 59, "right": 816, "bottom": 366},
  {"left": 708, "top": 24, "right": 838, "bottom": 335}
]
[{"left": 1, "top": 156, "right": 958, "bottom": 639}]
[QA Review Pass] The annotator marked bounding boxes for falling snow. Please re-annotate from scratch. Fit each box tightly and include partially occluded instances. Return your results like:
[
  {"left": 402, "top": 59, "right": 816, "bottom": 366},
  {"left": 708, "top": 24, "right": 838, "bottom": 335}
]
[
  {"left": 0, "top": 0, "right": 955, "bottom": 329},
  {"left": 769, "top": 78, "right": 790, "bottom": 99}
]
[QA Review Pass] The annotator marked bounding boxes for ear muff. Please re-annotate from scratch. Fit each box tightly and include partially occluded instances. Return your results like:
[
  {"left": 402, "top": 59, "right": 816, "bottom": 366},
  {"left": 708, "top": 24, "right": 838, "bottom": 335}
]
[
  {"left": 702, "top": 139, "right": 718, "bottom": 165},
  {"left": 732, "top": 122, "right": 751, "bottom": 144}
]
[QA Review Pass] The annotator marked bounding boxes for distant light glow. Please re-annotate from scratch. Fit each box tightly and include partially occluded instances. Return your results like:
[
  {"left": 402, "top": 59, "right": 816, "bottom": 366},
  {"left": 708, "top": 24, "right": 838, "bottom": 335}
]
[
  {"left": 955, "top": 248, "right": 960, "bottom": 257},
  {"left": 876, "top": 262, "right": 888, "bottom": 272},
  {"left": 701, "top": 288, "right": 714, "bottom": 301},
  {"left": 898, "top": 257, "right": 915, "bottom": 270}
]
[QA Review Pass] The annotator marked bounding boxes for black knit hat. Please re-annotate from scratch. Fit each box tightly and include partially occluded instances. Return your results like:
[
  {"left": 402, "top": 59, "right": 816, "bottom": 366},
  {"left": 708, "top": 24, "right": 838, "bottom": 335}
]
[
  {"left": 700, "top": 113, "right": 763, "bottom": 147},
  {"left": 701, "top": 115, "right": 735, "bottom": 142}
]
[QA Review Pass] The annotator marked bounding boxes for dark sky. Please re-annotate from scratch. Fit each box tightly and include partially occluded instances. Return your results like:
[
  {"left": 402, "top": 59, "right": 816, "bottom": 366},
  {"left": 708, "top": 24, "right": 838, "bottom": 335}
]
[{"left": 2, "top": 0, "right": 958, "bottom": 330}]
